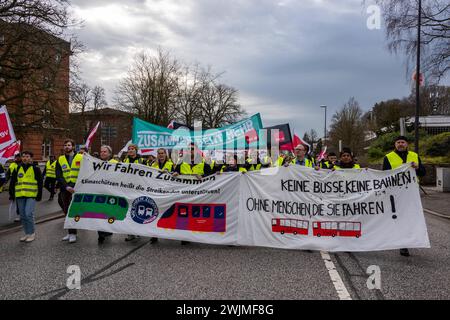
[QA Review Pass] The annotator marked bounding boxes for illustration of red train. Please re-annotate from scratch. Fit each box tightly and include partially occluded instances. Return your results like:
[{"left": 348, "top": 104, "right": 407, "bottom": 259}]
[
  {"left": 312, "top": 221, "right": 361, "bottom": 238},
  {"left": 272, "top": 218, "right": 309, "bottom": 236},
  {"left": 157, "top": 203, "right": 226, "bottom": 232}
]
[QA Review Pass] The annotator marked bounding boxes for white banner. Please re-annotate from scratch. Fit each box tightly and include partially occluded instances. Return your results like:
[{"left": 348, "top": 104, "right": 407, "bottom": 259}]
[
  {"left": 64, "top": 155, "right": 430, "bottom": 252},
  {"left": 64, "top": 155, "right": 239, "bottom": 245},
  {"left": 238, "top": 166, "right": 430, "bottom": 252}
]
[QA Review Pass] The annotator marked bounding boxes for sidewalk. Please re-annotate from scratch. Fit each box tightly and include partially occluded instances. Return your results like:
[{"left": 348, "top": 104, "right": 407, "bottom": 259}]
[
  {"left": 421, "top": 186, "right": 450, "bottom": 218},
  {"left": 0, "top": 189, "right": 63, "bottom": 229}
]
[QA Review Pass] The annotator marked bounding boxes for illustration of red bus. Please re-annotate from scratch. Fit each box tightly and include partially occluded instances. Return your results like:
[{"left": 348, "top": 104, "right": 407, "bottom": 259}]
[
  {"left": 157, "top": 203, "right": 226, "bottom": 232},
  {"left": 312, "top": 221, "right": 361, "bottom": 238},
  {"left": 272, "top": 218, "right": 309, "bottom": 236}
]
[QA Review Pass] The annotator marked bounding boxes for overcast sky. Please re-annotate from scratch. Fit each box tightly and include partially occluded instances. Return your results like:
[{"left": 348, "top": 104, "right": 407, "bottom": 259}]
[{"left": 70, "top": 0, "right": 432, "bottom": 135}]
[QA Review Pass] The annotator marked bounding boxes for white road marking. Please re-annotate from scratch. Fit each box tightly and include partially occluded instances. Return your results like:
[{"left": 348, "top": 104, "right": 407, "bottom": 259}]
[{"left": 320, "top": 251, "right": 352, "bottom": 300}]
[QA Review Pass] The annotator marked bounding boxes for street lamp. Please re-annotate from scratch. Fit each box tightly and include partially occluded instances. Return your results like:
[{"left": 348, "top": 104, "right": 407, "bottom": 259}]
[
  {"left": 414, "top": 0, "right": 422, "bottom": 153},
  {"left": 320, "top": 105, "right": 327, "bottom": 146}
]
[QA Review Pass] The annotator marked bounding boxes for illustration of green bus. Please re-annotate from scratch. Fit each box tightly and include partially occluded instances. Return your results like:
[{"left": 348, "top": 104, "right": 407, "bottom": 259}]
[{"left": 68, "top": 193, "right": 129, "bottom": 224}]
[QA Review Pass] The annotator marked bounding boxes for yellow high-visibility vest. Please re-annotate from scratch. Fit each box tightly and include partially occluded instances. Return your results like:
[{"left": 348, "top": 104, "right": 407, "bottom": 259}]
[
  {"left": 152, "top": 160, "right": 173, "bottom": 172},
  {"left": 124, "top": 157, "right": 142, "bottom": 164},
  {"left": 9, "top": 162, "right": 18, "bottom": 174},
  {"left": 15, "top": 166, "right": 38, "bottom": 198},
  {"left": 58, "top": 154, "right": 83, "bottom": 184},
  {"left": 386, "top": 151, "right": 419, "bottom": 169},
  {"left": 109, "top": 159, "right": 119, "bottom": 163},
  {"left": 45, "top": 160, "right": 57, "bottom": 178},
  {"left": 178, "top": 161, "right": 206, "bottom": 175},
  {"left": 291, "top": 158, "right": 313, "bottom": 168}
]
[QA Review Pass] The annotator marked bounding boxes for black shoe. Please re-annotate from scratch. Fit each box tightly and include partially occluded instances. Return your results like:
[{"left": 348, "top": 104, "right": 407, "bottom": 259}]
[
  {"left": 150, "top": 237, "right": 158, "bottom": 244},
  {"left": 181, "top": 241, "right": 190, "bottom": 245},
  {"left": 125, "top": 235, "right": 136, "bottom": 242},
  {"left": 98, "top": 236, "right": 105, "bottom": 244},
  {"left": 400, "top": 248, "right": 410, "bottom": 257}
]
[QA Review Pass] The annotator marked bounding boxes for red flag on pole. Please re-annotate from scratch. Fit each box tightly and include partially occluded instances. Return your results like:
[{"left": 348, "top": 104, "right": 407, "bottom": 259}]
[
  {"left": 0, "top": 140, "right": 21, "bottom": 165},
  {"left": 0, "top": 105, "right": 17, "bottom": 150},
  {"left": 316, "top": 146, "right": 328, "bottom": 162},
  {"left": 85, "top": 121, "right": 100, "bottom": 149}
]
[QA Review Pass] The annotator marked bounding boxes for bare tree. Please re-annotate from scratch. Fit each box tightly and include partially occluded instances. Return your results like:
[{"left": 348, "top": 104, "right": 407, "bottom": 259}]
[
  {"left": 375, "top": 0, "right": 449, "bottom": 82},
  {"left": 329, "top": 97, "right": 366, "bottom": 155},
  {"left": 92, "top": 85, "right": 107, "bottom": 111},
  {"left": 0, "top": 0, "right": 82, "bottom": 134},
  {"left": 115, "top": 49, "right": 181, "bottom": 126},
  {"left": 199, "top": 83, "right": 245, "bottom": 128},
  {"left": 174, "top": 64, "right": 205, "bottom": 127}
]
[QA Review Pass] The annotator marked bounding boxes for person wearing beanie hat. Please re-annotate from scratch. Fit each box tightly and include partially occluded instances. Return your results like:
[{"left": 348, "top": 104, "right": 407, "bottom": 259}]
[
  {"left": 333, "top": 147, "right": 361, "bottom": 170},
  {"left": 383, "top": 135, "right": 426, "bottom": 257}
]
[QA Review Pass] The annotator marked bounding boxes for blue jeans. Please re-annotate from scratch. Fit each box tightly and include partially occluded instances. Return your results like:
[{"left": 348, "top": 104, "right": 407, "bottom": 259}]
[{"left": 16, "top": 198, "right": 36, "bottom": 235}]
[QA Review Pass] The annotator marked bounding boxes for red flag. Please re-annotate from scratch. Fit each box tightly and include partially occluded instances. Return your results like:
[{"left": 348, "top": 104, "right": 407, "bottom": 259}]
[
  {"left": 85, "top": 121, "right": 100, "bottom": 149},
  {"left": 316, "top": 146, "right": 328, "bottom": 162},
  {"left": 0, "top": 140, "right": 21, "bottom": 165},
  {"left": 280, "top": 134, "right": 311, "bottom": 153},
  {"left": 0, "top": 105, "right": 17, "bottom": 150}
]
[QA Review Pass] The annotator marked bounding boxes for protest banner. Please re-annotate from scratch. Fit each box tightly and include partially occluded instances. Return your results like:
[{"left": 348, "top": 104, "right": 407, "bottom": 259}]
[
  {"left": 132, "top": 113, "right": 264, "bottom": 153},
  {"left": 65, "top": 155, "right": 430, "bottom": 251}
]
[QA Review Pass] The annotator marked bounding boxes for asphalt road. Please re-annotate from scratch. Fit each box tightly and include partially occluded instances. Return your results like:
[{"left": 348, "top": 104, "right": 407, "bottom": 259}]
[{"left": 0, "top": 212, "right": 449, "bottom": 300}]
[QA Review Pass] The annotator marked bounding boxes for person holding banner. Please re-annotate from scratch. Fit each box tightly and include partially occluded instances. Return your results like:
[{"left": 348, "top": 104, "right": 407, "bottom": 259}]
[
  {"left": 172, "top": 142, "right": 211, "bottom": 245},
  {"left": 151, "top": 148, "right": 173, "bottom": 172},
  {"left": 97, "top": 145, "right": 116, "bottom": 244},
  {"left": 124, "top": 144, "right": 144, "bottom": 165},
  {"left": 124, "top": 144, "right": 145, "bottom": 242},
  {"left": 286, "top": 144, "right": 314, "bottom": 167},
  {"left": 43, "top": 155, "right": 57, "bottom": 201},
  {"left": 333, "top": 148, "right": 360, "bottom": 170},
  {"left": 320, "top": 152, "right": 337, "bottom": 169},
  {"left": 56, "top": 139, "right": 83, "bottom": 244},
  {"left": 172, "top": 143, "right": 211, "bottom": 179},
  {"left": 383, "top": 136, "right": 426, "bottom": 257},
  {"left": 9, "top": 151, "right": 43, "bottom": 243},
  {"left": 220, "top": 154, "right": 247, "bottom": 173}
]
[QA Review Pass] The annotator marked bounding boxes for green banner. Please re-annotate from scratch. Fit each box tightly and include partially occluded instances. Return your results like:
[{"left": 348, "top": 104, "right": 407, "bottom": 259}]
[{"left": 132, "top": 114, "right": 264, "bottom": 152}]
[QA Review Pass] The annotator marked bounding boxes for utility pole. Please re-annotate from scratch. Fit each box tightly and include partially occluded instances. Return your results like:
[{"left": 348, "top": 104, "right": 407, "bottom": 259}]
[{"left": 414, "top": 0, "right": 422, "bottom": 153}]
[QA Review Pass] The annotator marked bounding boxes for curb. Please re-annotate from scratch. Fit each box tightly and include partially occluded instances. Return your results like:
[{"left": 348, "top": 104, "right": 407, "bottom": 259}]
[{"left": 0, "top": 211, "right": 65, "bottom": 236}]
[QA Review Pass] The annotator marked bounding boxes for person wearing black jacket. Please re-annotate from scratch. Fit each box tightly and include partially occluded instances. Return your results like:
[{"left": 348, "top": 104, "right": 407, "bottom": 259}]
[{"left": 9, "top": 151, "right": 43, "bottom": 243}]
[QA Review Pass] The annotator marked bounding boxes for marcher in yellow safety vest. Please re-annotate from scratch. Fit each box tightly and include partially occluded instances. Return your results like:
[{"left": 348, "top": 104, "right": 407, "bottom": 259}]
[
  {"left": 220, "top": 154, "right": 247, "bottom": 173},
  {"left": 382, "top": 135, "right": 426, "bottom": 258},
  {"left": 9, "top": 151, "right": 43, "bottom": 243},
  {"left": 333, "top": 148, "right": 361, "bottom": 170},
  {"left": 96, "top": 145, "right": 117, "bottom": 244},
  {"left": 56, "top": 139, "right": 83, "bottom": 244},
  {"left": 123, "top": 144, "right": 145, "bottom": 165},
  {"left": 151, "top": 148, "right": 173, "bottom": 173},
  {"left": 172, "top": 142, "right": 211, "bottom": 245},
  {"left": 288, "top": 144, "right": 314, "bottom": 167},
  {"left": 43, "top": 155, "right": 57, "bottom": 200}
]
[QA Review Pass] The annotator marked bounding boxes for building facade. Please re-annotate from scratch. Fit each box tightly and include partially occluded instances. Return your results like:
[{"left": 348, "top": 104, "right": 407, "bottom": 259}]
[
  {"left": 69, "top": 108, "right": 133, "bottom": 155},
  {"left": 0, "top": 20, "right": 71, "bottom": 161}
]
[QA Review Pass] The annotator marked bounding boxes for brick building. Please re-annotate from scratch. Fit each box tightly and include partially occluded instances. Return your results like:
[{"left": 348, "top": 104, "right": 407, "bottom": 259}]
[
  {"left": 0, "top": 20, "right": 71, "bottom": 161},
  {"left": 69, "top": 108, "right": 133, "bottom": 155}
]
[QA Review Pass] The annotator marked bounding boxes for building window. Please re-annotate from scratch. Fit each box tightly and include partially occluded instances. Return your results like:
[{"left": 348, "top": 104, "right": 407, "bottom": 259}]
[{"left": 42, "top": 139, "right": 52, "bottom": 159}]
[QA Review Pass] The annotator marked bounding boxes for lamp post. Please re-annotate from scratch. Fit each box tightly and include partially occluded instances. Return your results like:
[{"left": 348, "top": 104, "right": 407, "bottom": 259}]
[
  {"left": 414, "top": 0, "right": 422, "bottom": 153},
  {"left": 320, "top": 105, "right": 327, "bottom": 146}
]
